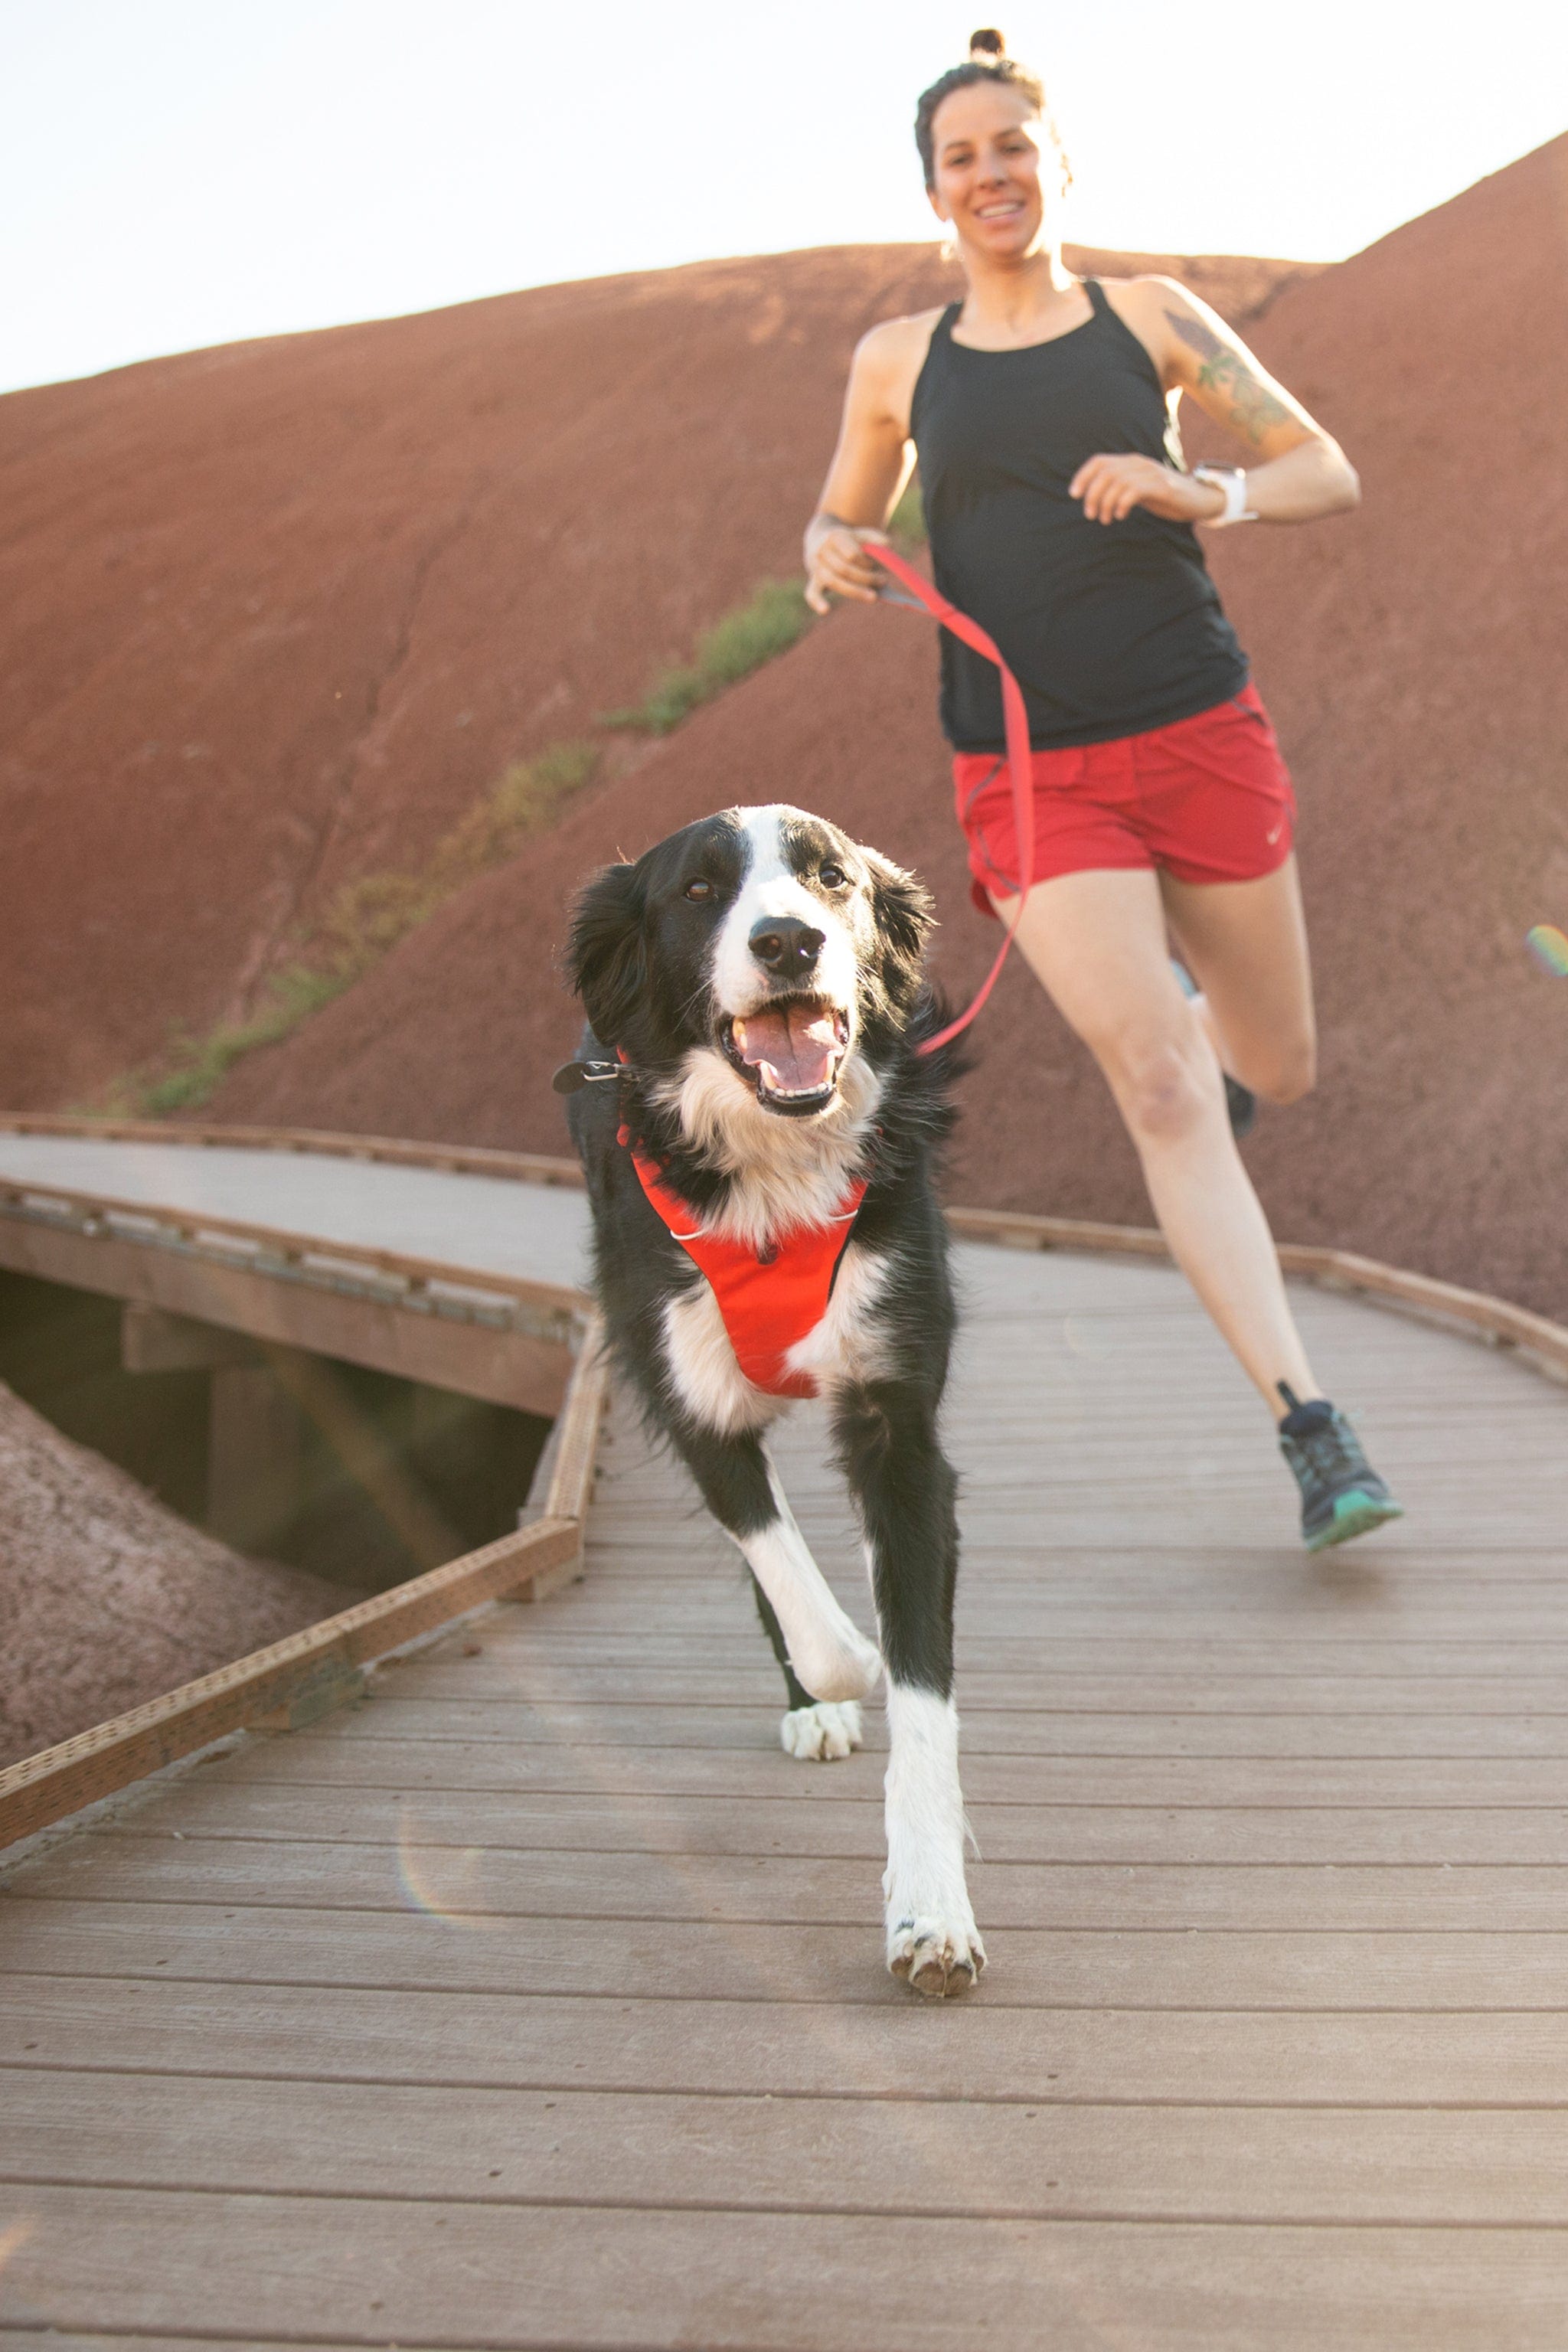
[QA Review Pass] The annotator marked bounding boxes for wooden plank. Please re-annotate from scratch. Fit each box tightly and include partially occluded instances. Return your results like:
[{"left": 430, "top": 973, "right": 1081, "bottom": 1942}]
[
  {"left": 8, "top": 1976, "right": 1566, "bottom": 2105},
  {"left": 15, "top": 1836, "right": 1568, "bottom": 1930},
  {"left": 2, "top": 2187, "right": 1564, "bottom": 2350},
  {"left": 384, "top": 1632, "right": 1568, "bottom": 1674},
  {"left": 0, "top": 1517, "right": 579, "bottom": 1851},
  {"left": 77, "top": 1787, "right": 1568, "bottom": 1867},
  {"left": 8, "top": 2068, "right": 1568, "bottom": 2225},
  {"left": 352, "top": 1663, "right": 1568, "bottom": 1713},
  {"left": 305, "top": 1697, "right": 1568, "bottom": 1756},
  {"left": 4, "top": 1903, "right": 1560, "bottom": 2008},
  {"left": 532, "top": 1591, "right": 1568, "bottom": 1636},
  {"left": 178, "top": 1737, "right": 1568, "bottom": 1808}
]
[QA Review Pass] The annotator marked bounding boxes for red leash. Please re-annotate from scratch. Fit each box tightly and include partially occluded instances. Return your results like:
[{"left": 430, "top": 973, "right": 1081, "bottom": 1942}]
[{"left": 867, "top": 541, "right": 1034, "bottom": 1055}]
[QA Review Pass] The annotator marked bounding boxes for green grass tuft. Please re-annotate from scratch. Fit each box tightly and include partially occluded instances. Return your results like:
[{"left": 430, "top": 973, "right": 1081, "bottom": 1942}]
[
  {"left": 602, "top": 577, "right": 812, "bottom": 735},
  {"left": 139, "top": 967, "right": 352, "bottom": 1115},
  {"left": 114, "top": 570, "right": 822, "bottom": 1116},
  {"left": 119, "top": 739, "right": 601, "bottom": 1113}
]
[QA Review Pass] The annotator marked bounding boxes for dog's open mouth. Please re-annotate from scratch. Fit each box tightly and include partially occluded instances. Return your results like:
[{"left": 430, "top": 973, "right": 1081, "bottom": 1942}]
[{"left": 722, "top": 996, "right": 851, "bottom": 1116}]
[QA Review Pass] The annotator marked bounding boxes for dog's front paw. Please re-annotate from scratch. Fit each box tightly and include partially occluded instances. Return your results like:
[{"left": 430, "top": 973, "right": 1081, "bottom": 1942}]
[
  {"left": 887, "top": 1910, "right": 987, "bottom": 1998},
  {"left": 780, "top": 1700, "right": 864, "bottom": 1762}
]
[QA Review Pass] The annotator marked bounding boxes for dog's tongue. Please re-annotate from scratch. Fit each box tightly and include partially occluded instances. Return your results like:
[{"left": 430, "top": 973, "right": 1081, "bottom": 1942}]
[{"left": 734, "top": 1005, "right": 838, "bottom": 1093}]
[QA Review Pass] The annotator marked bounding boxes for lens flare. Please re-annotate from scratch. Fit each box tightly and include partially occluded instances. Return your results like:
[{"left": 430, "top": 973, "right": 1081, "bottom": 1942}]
[
  {"left": 395, "top": 1805, "right": 498, "bottom": 1929},
  {"left": 1526, "top": 924, "right": 1568, "bottom": 978},
  {"left": 0, "top": 2216, "right": 36, "bottom": 2277}
]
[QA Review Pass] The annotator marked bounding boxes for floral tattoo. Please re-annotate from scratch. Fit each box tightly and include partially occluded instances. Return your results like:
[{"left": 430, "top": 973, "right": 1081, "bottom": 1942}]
[{"left": 1165, "top": 308, "right": 1291, "bottom": 447}]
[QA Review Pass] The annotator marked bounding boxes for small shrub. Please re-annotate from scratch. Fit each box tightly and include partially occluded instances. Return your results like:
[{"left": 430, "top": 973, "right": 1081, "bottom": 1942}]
[
  {"left": 432, "top": 737, "right": 599, "bottom": 884},
  {"left": 122, "top": 738, "right": 602, "bottom": 1113},
  {"left": 139, "top": 966, "right": 351, "bottom": 1114},
  {"left": 114, "top": 568, "right": 831, "bottom": 1114},
  {"left": 603, "top": 578, "right": 812, "bottom": 734},
  {"left": 315, "top": 738, "right": 601, "bottom": 982}
]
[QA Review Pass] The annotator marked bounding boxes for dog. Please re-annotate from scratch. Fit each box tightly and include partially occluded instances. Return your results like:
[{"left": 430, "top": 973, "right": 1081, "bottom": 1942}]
[{"left": 561, "top": 802, "right": 982, "bottom": 1995}]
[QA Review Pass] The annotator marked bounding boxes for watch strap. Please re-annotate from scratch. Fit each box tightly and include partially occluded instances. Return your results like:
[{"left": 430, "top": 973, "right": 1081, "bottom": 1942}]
[{"left": 1193, "top": 464, "right": 1257, "bottom": 526}]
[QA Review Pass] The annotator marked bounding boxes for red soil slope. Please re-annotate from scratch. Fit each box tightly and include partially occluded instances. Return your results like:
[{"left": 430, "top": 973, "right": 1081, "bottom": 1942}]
[
  {"left": 210, "top": 139, "right": 1568, "bottom": 1321},
  {"left": 0, "top": 243, "right": 1299, "bottom": 1110}
]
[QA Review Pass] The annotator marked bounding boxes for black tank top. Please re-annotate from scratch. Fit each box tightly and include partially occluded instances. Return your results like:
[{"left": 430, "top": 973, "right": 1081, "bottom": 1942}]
[{"left": 910, "top": 281, "right": 1249, "bottom": 751}]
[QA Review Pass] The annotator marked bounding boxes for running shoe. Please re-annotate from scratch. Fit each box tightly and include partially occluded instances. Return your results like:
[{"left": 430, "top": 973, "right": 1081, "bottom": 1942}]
[
  {"left": 1223, "top": 1074, "right": 1259, "bottom": 1139},
  {"left": 1276, "top": 1384, "right": 1405, "bottom": 1551},
  {"left": 1171, "top": 959, "right": 1257, "bottom": 1140}
]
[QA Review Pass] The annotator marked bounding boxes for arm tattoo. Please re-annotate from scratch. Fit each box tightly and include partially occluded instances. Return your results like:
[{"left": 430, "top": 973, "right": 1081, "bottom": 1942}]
[{"left": 1164, "top": 306, "right": 1292, "bottom": 448}]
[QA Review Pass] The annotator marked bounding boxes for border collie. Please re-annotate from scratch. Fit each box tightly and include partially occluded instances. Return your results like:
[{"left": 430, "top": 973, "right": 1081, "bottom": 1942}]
[{"left": 561, "top": 803, "right": 982, "bottom": 1996}]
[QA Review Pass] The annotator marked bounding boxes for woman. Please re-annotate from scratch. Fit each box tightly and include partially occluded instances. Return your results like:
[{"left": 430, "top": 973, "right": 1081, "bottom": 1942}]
[{"left": 804, "top": 30, "right": 1400, "bottom": 1549}]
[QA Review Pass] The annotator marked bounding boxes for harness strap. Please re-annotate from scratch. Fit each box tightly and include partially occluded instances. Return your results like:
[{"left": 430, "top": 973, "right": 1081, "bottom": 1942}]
[
  {"left": 866, "top": 541, "right": 1035, "bottom": 1054},
  {"left": 630, "top": 1151, "right": 869, "bottom": 1399}
]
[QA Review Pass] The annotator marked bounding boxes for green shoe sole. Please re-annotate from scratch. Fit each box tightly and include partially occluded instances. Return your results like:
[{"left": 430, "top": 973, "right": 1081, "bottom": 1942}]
[{"left": 1305, "top": 1491, "right": 1406, "bottom": 1553}]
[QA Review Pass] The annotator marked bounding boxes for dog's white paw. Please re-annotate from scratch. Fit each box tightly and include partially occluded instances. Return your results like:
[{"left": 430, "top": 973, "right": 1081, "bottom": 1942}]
[
  {"left": 886, "top": 1909, "right": 987, "bottom": 1998},
  {"left": 780, "top": 1700, "right": 864, "bottom": 1762}
]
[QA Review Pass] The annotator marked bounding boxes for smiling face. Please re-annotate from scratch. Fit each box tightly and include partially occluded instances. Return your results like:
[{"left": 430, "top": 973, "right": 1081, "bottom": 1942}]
[
  {"left": 568, "top": 805, "right": 933, "bottom": 1129},
  {"left": 926, "top": 80, "right": 1054, "bottom": 264}
]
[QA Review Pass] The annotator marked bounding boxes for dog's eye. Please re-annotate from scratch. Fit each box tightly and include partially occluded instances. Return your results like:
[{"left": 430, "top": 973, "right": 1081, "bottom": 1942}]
[
  {"left": 818, "top": 861, "right": 848, "bottom": 889},
  {"left": 684, "top": 877, "right": 714, "bottom": 903}
]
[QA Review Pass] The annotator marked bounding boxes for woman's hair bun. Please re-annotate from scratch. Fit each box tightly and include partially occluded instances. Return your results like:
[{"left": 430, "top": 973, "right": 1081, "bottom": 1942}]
[{"left": 969, "top": 28, "right": 1007, "bottom": 57}]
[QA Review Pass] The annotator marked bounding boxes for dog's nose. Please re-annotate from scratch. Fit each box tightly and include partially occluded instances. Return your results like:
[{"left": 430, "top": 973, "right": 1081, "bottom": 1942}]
[{"left": 749, "top": 917, "right": 824, "bottom": 977}]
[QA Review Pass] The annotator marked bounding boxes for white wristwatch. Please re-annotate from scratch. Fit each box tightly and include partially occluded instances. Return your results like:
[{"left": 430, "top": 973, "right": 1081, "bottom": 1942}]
[{"left": 1192, "top": 465, "right": 1258, "bottom": 526}]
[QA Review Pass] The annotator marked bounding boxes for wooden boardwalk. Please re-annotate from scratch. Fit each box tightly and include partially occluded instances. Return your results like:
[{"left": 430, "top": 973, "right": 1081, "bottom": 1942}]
[{"left": 2, "top": 1152, "right": 1568, "bottom": 2346}]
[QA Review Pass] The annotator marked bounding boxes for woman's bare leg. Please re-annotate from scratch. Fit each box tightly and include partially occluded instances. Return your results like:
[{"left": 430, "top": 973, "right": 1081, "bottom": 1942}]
[
  {"left": 994, "top": 864, "right": 1318, "bottom": 1416},
  {"left": 1161, "top": 857, "right": 1316, "bottom": 1105}
]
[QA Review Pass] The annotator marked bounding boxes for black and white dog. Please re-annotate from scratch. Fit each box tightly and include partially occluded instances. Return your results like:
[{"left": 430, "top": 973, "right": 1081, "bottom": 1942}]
[{"left": 562, "top": 802, "right": 982, "bottom": 1995}]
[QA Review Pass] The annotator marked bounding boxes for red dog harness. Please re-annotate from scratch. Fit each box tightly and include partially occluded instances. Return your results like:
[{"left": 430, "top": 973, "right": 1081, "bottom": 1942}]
[{"left": 631, "top": 1151, "right": 867, "bottom": 1398}]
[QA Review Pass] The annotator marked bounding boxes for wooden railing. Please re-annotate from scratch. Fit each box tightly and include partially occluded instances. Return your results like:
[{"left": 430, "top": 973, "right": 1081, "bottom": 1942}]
[{"left": 0, "top": 1311, "right": 606, "bottom": 1852}]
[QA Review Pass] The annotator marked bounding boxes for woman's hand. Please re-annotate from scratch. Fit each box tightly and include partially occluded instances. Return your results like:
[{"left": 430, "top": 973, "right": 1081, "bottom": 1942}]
[
  {"left": 805, "top": 518, "right": 890, "bottom": 614},
  {"left": 1070, "top": 453, "right": 1225, "bottom": 527}
]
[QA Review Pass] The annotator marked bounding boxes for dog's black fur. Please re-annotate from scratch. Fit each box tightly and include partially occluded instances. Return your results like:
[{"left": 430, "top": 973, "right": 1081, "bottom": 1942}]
[{"left": 563, "top": 804, "right": 982, "bottom": 1991}]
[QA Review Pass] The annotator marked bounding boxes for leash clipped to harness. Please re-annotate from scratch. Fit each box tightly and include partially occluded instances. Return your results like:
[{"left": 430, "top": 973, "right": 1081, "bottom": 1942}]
[
  {"left": 866, "top": 541, "right": 1035, "bottom": 1056},
  {"left": 552, "top": 1057, "right": 621, "bottom": 1093}
]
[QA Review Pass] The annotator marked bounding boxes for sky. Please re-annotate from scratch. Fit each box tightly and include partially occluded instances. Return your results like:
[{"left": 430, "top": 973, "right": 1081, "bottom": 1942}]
[{"left": 4, "top": 0, "right": 1566, "bottom": 394}]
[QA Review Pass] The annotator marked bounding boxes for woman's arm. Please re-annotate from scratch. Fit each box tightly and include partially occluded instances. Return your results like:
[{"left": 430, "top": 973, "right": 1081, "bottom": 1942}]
[
  {"left": 1072, "top": 277, "right": 1360, "bottom": 528},
  {"left": 804, "top": 318, "right": 930, "bottom": 612}
]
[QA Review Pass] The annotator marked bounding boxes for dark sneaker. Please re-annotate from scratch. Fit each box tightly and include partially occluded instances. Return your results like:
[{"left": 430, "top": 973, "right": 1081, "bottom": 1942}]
[
  {"left": 1171, "top": 959, "right": 1257, "bottom": 1139},
  {"left": 1276, "top": 1385, "right": 1405, "bottom": 1551},
  {"left": 1223, "top": 1073, "right": 1258, "bottom": 1139}
]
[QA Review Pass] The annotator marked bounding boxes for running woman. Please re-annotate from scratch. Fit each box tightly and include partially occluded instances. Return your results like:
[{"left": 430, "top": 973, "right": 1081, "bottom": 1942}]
[{"left": 805, "top": 29, "right": 1401, "bottom": 1549}]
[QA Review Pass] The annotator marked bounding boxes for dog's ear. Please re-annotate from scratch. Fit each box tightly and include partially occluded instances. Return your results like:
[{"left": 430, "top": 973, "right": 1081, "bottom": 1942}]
[
  {"left": 567, "top": 859, "right": 648, "bottom": 1045},
  {"left": 864, "top": 850, "right": 935, "bottom": 998}
]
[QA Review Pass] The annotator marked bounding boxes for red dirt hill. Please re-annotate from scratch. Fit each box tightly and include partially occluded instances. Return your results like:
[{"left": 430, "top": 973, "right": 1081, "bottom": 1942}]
[
  {"left": 208, "top": 138, "right": 1568, "bottom": 1323},
  {"left": 8, "top": 142, "right": 1568, "bottom": 1323},
  {"left": 0, "top": 242, "right": 1301, "bottom": 1110}
]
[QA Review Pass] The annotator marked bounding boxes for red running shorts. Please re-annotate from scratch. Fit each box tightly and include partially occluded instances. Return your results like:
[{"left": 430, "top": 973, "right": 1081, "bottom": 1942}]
[{"left": 953, "top": 683, "right": 1297, "bottom": 916}]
